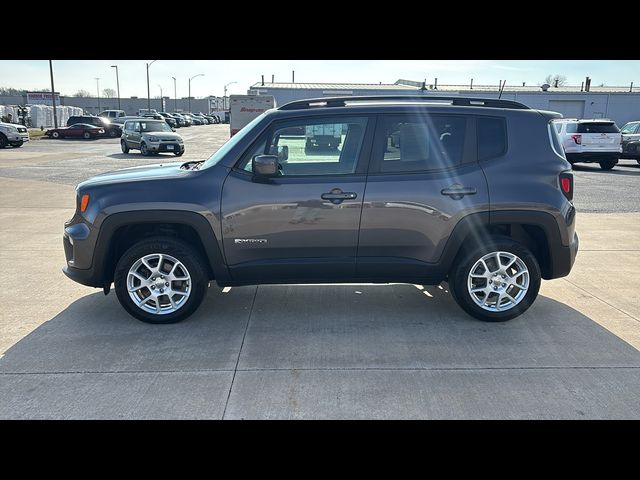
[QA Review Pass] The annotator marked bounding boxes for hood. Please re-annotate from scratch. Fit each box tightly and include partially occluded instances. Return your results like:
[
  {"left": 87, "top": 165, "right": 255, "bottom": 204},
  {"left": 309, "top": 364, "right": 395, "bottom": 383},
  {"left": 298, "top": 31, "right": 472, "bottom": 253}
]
[
  {"left": 141, "top": 132, "right": 182, "bottom": 140},
  {"left": 0, "top": 122, "right": 18, "bottom": 129},
  {"left": 77, "top": 162, "right": 188, "bottom": 189}
]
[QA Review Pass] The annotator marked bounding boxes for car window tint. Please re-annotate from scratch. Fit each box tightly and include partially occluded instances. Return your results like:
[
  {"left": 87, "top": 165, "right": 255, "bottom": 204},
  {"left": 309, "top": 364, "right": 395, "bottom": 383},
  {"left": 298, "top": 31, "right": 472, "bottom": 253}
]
[
  {"left": 376, "top": 115, "right": 466, "bottom": 173},
  {"left": 565, "top": 123, "right": 578, "bottom": 134},
  {"left": 554, "top": 123, "right": 562, "bottom": 133},
  {"left": 577, "top": 123, "right": 619, "bottom": 133},
  {"left": 477, "top": 117, "right": 507, "bottom": 161}
]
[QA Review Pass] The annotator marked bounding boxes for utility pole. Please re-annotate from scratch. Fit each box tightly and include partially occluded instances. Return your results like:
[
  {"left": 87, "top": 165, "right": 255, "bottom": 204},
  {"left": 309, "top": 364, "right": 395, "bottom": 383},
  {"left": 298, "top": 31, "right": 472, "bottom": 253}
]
[
  {"left": 95, "top": 77, "right": 101, "bottom": 112},
  {"left": 49, "top": 60, "right": 58, "bottom": 128},
  {"left": 111, "top": 65, "right": 121, "bottom": 110},
  {"left": 172, "top": 76, "right": 177, "bottom": 111},
  {"left": 188, "top": 74, "right": 204, "bottom": 113},
  {"left": 146, "top": 60, "right": 157, "bottom": 113},
  {"left": 224, "top": 81, "right": 237, "bottom": 110},
  {"left": 158, "top": 85, "right": 163, "bottom": 111}
]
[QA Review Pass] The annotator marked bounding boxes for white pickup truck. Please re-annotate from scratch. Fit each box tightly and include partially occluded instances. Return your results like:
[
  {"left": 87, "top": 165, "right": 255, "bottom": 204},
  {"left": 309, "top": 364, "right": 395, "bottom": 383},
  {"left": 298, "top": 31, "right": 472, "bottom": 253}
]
[
  {"left": 552, "top": 118, "right": 622, "bottom": 170},
  {"left": 0, "top": 122, "right": 30, "bottom": 148}
]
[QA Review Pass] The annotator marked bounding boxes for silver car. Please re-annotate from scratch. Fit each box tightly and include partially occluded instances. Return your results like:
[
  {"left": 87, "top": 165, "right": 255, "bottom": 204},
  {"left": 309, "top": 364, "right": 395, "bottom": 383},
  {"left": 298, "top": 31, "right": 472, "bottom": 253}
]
[{"left": 121, "top": 119, "right": 184, "bottom": 156}]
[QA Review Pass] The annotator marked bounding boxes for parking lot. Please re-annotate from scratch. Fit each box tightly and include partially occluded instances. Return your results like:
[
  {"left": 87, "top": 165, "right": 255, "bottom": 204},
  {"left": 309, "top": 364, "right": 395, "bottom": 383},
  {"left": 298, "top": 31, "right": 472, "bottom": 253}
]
[{"left": 1, "top": 125, "right": 639, "bottom": 419}]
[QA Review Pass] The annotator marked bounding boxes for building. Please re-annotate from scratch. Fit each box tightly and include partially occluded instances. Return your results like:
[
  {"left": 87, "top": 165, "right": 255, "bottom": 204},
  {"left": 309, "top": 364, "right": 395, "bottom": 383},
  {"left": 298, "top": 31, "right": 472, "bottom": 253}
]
[{"left": 248, "top": 80, "right": 640, "bottom": 126}]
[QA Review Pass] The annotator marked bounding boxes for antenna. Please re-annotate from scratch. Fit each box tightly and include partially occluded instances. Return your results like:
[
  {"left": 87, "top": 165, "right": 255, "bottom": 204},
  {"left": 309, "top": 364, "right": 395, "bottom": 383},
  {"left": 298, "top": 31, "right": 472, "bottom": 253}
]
[{"left": 498, "top": 80, "right": 506, "bottom": 99}]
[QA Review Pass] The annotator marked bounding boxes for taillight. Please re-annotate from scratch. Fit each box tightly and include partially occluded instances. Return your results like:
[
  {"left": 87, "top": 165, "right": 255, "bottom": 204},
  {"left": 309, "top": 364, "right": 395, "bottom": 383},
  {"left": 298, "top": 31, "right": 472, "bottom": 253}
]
[
  {"left": 559, "top": 172, "right": 573, "bottom": 201},
  {"left": 571, "top": 134, "right": 582, "bottom": 145}
]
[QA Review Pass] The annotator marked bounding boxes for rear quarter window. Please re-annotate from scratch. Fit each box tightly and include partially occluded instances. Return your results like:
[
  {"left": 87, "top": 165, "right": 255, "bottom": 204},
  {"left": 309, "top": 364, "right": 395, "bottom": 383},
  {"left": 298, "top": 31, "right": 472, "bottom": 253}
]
[{"left": 477, "top": 117, "right": 507, "bottom": 161}]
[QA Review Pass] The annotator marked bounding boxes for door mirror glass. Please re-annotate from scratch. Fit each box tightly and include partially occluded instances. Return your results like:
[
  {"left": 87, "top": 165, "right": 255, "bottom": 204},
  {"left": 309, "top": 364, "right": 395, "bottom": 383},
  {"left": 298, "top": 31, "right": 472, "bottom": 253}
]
[{"left": 253, "top": 155, "right": 279, "bottom": 177}]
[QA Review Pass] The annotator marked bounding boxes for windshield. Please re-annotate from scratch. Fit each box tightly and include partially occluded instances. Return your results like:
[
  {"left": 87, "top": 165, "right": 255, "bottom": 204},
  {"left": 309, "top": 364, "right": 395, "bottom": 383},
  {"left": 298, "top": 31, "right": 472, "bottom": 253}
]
[
  {"left": 141, "top": 121, "right": 172, "bottom": 132},
  {"left": 202, "top": 112, "right": 267, "bottom": 169}
]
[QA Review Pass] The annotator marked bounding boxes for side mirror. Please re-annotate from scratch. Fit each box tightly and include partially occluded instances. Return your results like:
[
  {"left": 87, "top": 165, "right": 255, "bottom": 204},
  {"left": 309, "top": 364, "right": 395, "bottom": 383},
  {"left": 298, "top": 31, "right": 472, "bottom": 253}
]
[
  {"left": 172, "top": 128, "right": 176, "bottom": 132},
  {"left": 277, "top": 145, "right": 289, "bottom": 162},
  {"left": 253, "top": 155, "right": 279, "bottom": 177}
]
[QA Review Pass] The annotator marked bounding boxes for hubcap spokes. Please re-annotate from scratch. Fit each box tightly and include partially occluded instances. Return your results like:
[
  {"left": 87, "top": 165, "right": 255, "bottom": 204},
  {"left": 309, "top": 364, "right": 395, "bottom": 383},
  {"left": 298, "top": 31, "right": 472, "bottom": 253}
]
[
  {"left": 127, "top": 253, "right": 191, "bottom": 315},
  {"left": 467, "top": 251, "right": 529, "bottom": 312}
]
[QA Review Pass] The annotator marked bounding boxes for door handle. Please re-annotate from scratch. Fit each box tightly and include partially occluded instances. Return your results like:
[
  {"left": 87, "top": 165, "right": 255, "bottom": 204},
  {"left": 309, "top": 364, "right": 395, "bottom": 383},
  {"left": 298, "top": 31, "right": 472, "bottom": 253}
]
[
  {"left": 441, "top": 186, "right": 477, "bottom": 200},
  {"left": 321, "top": 189, "right": 357, "bottom": 204}
]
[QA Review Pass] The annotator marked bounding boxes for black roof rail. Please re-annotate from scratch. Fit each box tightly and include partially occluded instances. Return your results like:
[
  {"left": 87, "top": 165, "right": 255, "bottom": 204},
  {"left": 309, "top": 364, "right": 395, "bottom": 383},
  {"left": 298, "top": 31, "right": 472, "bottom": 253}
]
[{"left": 278, "top": 95, "right": 530, "bottom": 111}]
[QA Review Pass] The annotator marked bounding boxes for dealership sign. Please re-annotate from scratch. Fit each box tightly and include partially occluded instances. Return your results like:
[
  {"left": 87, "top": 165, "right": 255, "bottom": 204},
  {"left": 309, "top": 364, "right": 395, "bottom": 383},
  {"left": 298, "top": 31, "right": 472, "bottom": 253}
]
[{"left": 26, "top": 91, "right": 61, "bottom": 106}]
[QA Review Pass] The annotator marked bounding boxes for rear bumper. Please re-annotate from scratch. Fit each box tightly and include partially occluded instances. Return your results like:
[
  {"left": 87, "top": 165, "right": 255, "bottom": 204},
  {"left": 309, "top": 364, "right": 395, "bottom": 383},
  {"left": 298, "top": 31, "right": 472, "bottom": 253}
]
[
  {"left": 550, "top": 231, "right": 579, "bottom": 279},
  {"left": 567, "top": 152, "right": 619, "bottom": 163}
]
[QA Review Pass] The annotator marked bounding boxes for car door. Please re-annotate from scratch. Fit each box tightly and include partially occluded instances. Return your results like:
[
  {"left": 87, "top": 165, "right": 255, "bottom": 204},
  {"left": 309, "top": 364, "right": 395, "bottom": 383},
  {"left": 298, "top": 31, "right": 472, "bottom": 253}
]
[
  {"left": 221, "top": 115, "right": 374, "bottom": 282},
  {"left": 125, "top": 121, "right": 140, "bottom": 147},
  {"left": 66, "top": 124, "right": 82, "bottom": 137},
  {"left": 621, "top": 122, "right": 640, "bottom": 148},
  {"left": 357, "top": 113, "right": 489, "bottom": 281}
]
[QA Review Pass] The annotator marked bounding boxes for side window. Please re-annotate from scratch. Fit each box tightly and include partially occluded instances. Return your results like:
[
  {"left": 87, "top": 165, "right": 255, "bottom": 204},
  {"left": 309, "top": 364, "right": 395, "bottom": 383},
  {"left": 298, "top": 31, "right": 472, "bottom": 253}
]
[
  {"left": 477, "top": 117, "right": 507, "bottom": 161},
  {"left": 565, "top": 123, "right": 577, "bottom": 134},
  {"left": 239, "top": 116, "right": 368, "bottom": 176},
  {"left": 621, "top": 123, "right": 638, "bottom": 134},
  {"left": 376, "top": 115, "right": 466, "bottom": 173},
  {"left": 554, "top": 123, "right": 562, "bottom": 133}
]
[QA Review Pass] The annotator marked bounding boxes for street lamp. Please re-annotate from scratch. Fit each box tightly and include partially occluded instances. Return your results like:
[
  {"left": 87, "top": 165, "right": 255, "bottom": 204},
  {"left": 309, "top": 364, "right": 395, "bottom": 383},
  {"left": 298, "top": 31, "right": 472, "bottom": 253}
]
[
  {"left": 111, "top": 65, "right": 121, "bottom": 111},
  {"left": 224, "top": 81, "right": 237, "bottom": 110},
  {"left": 95, "top": 77, "right": 101, "bottom": 113},
  {"left": 188, "top": 73, "right": 204, "bottom": 113},
  {"left": 172, "top": 76, "right": 177, "bottom": 112},
  {"left": 146, "top": 60, "right": 157, "bottom": 113},
  {"left": 158, "top": 84, "right": 163, "bottom": 112}
]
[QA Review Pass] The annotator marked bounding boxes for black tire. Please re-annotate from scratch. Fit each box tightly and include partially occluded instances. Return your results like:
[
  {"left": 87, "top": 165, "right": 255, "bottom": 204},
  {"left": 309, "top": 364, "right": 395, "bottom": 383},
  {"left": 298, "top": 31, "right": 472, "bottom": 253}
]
[
  {"left": 174, "top": 150, "right": 184, "bottom": 156},
  {"left": 51, "top": 131, "right": 61, "bottom": 139},
  {"left": 0, "top": 134, "right": 8, "bottom": 148},
  {"left": 12, "top": 141, "right": 23, "bottom": 148},
  {"left": 448, "top": 238, "right": 541, "bottom": 322},
  {"left": 108, "top": 129, "right": 118, "bottom": 138},
  {"left": 121, "top": 140, "right": 129, "bottom": 153},
  {"left": 114, "top": 237, "right": 208, "bottom": 324},
  {"left": 599, "top": 160, "right": 616, "bottom": 170},
  {"left": 140, "top": 142, "right": 149, "bottom": 156},
  {"left": 83, "top": 131, "right": 91, "bottom": 140}
]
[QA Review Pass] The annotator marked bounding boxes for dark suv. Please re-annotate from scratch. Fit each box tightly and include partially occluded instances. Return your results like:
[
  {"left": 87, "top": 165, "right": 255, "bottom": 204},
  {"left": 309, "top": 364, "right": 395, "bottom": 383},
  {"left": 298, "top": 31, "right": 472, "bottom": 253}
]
[
  {"left": 62, "top": 96, "right": 579, "bottom": 324},
  {"left": 67, "top": 115, "right": 122, "bottom": 138}
]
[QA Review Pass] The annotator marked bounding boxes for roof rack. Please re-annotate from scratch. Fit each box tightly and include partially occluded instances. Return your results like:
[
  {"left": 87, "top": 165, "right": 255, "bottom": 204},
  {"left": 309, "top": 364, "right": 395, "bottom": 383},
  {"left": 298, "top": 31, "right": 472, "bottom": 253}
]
[{"left": 278, "top": 95, "right": 530, "bottom": 111}]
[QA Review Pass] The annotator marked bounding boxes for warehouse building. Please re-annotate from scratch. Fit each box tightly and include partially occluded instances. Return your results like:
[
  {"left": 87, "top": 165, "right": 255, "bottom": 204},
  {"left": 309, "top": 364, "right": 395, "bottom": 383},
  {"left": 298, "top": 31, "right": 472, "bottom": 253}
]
[{"left": 248, "top": 79, "right": 640, "bottom": 126}]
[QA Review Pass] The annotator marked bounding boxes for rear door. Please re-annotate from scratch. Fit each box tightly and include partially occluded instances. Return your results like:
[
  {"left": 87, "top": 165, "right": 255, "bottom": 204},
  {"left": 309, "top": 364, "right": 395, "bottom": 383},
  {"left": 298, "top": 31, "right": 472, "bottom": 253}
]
[
  {"left": 357, "top": 113, "right": 489, "bottom": 281},
  {"left": 578, "top": 122, "right": 621, "bottom": 152}
]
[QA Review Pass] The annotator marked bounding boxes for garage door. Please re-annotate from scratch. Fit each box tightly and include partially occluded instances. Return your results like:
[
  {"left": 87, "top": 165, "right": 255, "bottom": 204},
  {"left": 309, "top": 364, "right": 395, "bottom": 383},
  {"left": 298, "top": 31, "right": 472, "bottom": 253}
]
[{"left": 548, "top": 100, "right": 585, "bottom": 119}]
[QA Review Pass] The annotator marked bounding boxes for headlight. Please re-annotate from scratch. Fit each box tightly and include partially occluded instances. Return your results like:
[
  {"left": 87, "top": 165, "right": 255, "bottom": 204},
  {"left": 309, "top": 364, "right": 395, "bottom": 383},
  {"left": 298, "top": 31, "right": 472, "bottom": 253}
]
[
  {"left": 146, "top": 136, "right": 160, "bottom": 142},
  {"left": 177, "top": 138, "right": 184, "bottom": 143}
]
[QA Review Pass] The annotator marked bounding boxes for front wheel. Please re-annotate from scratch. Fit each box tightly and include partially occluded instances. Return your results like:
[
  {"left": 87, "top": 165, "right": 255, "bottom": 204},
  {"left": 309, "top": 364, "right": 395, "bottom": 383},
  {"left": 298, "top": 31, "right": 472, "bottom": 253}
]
[
  {"left": 12, "top": 141, "right": 23, "bottom": 148},
  {"left": 108, "top": 129, "right": 118, "bottom": 138},
  {"left": 83, "top": 131, "right": 91, "bottom": 140},
  {"left": 0, "top": 134, "right": 7, "bottom": 148},
  {"left": 599, "top": 160, "right": 616, "bottom": 170},
  {"left": 449, "top": 239, "right": 541, "bottom": 322},
  {"left": 174, "top": 150, "right": 184, "bottom": 156},
  {"left": 114, "top": 237, "right": 208, "bottom": 324},
  {"left": 140, "top": 142, "right": 149, "bottom": 156},
  {"left": 121, "top": 140, "right": 129, "bottom": 153}
]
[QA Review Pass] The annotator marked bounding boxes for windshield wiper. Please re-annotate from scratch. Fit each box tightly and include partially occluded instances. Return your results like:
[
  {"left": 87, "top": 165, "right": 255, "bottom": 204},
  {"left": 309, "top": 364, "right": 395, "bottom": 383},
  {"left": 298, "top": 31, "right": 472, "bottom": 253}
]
[{"left": 180, "top": 160, "right": 204, "bottom": 170}]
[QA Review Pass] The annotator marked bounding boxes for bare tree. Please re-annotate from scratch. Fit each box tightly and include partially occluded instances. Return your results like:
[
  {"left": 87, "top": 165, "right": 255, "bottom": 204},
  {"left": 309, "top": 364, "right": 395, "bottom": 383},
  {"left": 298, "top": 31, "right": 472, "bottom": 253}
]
[
  {"left": 102, "top": 88, "right": 116, "bottom": 98},
  {"left": 544, "top": 74, "right": 567, "bottom": 87},
  {"left": 73, "top": 89, "right": 92, "bottom": 97}
]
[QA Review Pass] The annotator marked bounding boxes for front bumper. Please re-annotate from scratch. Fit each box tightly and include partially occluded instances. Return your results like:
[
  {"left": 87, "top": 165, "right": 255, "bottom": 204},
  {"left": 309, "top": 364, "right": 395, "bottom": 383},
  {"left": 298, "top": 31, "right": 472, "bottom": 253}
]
[
  {"left": 63, "top": 217, "right": 103, "bottom": 288},
  {"left": 147, "top": 142, "right": 185, "bottom": 153}
]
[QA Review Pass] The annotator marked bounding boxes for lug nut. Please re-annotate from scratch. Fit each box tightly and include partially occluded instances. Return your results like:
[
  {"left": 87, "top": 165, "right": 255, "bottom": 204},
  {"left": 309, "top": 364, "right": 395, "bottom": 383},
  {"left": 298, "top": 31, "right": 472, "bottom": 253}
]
[
  {"left": 161, "top": 276, "right": 164, "bottom": 279},
  {"left": 160, "top": 289, "right": 164, "bottom": 293},
  {"left": 151, "top": 285, "right": 155, "bottom": 289},
  {"left": 151, "top": 277, "right": 156, "bottom": 281},
  {"left": 165, "top": 282, "right": 169, "bottom": 287}
]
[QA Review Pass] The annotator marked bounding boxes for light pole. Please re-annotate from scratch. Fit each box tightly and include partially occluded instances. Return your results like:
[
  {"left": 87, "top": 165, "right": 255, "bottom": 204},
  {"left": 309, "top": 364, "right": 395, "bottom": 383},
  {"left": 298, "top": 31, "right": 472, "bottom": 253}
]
[
  {"left": 49, "top": 60, "right": 58, "bottom": 128},
  {"left": 188, "top": 74, "right": 204, "bottom": 113},
  {"left": 224, "top": 81, "right": 237, "bottom": 110},
  {"left": 111, "top": 65, "right": 121, "bottom": 111},
  {"left": 158, "top": 84, "right": 163, "bottom": 112},
  {"left": 146, "top": 60, "right": 157, "bottom": 113},
  {"left": 172, "top": 76, "right": 177, "bottom": 112},
  {"left": 95, "top": 77, "right": 101, "bottom": 113}
]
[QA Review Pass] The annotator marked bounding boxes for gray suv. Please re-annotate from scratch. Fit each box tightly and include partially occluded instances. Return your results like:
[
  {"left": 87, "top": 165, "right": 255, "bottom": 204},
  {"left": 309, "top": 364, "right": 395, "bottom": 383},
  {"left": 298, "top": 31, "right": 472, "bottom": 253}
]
[
  {"left": 121, "top": 119, "right": 184, "bottom": 156},
  {"left": 63, "top": 96, "right": 578, "bottom": 324}
]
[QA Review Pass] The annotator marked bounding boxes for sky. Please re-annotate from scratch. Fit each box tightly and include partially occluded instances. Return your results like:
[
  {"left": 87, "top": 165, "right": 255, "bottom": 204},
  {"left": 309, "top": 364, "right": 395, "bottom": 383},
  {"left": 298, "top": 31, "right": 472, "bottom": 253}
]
[{"left": 0, "top": 60, "right": 638, "bottom": 98}]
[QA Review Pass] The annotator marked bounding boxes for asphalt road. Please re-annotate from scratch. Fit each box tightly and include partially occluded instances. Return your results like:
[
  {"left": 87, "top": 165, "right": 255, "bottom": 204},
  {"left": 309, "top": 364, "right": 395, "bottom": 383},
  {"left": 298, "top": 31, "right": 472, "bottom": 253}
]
[{"left": 0, "top": 126, "right": 638, "bottom": 213}]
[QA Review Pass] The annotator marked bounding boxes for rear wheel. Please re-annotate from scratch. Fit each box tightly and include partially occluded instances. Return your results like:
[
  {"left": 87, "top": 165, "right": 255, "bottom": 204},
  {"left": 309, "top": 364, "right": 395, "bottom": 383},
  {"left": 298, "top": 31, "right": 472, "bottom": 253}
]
[
  {"left": 108, "top": 129, "right": 118, "bottom": 138},
  {"left": 51, "top": 131, "right": 60, "bottom": 139},
  {"left": 599, "top": 159, "right": 616, "bottom": 170},
  {"left": 121, "top": 140, "right": 129, "bottom": 153},
  {"left": 114, "top": 237, "right": 208, "bottom": 324},
  {"left": 449, "top": 239, "right": 541, "bottom": 322}
]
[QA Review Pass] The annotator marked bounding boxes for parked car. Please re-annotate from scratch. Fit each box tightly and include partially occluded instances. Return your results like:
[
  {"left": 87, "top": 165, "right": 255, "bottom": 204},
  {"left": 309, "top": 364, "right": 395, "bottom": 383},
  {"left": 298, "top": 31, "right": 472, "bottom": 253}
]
[
  {"left": 98, "top": 110, "right": 126, "bottom": 121},
  {"left": 120, "top": 118, "right": 184, "bottom": 156},
  {"left": 620, "top": 121, "right": 640, "bottom": 162},
  {"left": 47, "top": 123, "right": 104, "bottom": 139},
  {"left": 143, "top": 112, "right": 176, "bottom": 129},
  {"left": 158, "top": 112, "right": 180, "bottom": 128},
  {"left": 203, "top": 114, "right": 218, "bottom": 124},
  {"left": 63, "top": 95, "right": 578, "bottom": 325},
  {"left": 67, "top": 115, "right": 121, "bottom": 138},
  {"left": 191, "top": 113, "right": 210, "bottom": 124},
  {"left": 552, "top": 118, "right": 622, "bottom": 170},
  {"left": 0, "top": 121, "right": 29, "bottom": 148},
  {"left": 172, "top": 112, "right": 191, "bottom": 127},
  {"left": 183, "top": 113, "right": 203, "bottom": 125}
]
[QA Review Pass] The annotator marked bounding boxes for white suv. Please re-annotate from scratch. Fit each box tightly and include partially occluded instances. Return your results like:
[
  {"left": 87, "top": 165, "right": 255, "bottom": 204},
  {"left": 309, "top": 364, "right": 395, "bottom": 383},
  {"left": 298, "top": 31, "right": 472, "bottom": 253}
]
[
  {"left": 0, "top": 122, "right": 30, "bottom": 148},
  {"left": 552, "top": 119, "right": 622, "bottom": 170}
]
